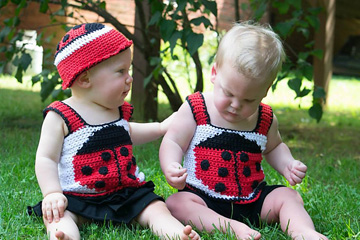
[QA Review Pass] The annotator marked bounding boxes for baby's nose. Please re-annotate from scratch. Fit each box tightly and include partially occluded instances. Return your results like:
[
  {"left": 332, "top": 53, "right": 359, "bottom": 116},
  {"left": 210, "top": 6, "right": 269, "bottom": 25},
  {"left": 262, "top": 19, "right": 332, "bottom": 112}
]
[{"left": 126, "top": 76, "right": 133, "bottom": 84}]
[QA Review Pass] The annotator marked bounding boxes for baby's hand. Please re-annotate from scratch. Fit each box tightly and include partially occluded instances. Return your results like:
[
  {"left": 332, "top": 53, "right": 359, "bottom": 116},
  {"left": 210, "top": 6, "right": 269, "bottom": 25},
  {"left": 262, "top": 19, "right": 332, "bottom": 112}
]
[
  {"left": 164, "top": 162, "right": 188, "bottom": 190},
  {"left": 42, "top": 192, "right": 68, "bottom": 223},
  {"left": 284, "top": 160, "right": 307, "bottom": 186}
]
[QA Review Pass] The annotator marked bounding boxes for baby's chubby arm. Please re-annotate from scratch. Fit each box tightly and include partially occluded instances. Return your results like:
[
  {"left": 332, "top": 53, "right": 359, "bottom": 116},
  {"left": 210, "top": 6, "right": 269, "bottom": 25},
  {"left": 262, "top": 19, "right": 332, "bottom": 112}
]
[
  {"left": 159, "top": 102, "right": 196, "bottom": 190},
  {"left": 35, "top": 111, "right": 68, "bottom": 223},
  {"left": 129, "top": 112, "right": 176, "bottom": 145},
  {"left": 263, "top": 114, "right": 307, "bottom": 186}
]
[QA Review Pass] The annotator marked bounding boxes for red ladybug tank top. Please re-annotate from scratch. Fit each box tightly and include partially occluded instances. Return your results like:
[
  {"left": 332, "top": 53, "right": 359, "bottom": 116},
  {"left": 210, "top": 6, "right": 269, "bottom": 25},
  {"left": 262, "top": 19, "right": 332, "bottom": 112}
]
[
  {"left": 184, "top": 92, "right": 273, "bottom": 204},
  {"left": 44, "top": 101, "right": 146, "bottom": 197}
]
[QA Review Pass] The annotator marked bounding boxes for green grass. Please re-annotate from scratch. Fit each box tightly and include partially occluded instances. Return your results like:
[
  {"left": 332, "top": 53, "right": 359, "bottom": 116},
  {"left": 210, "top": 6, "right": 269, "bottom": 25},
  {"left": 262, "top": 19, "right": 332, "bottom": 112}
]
[{"left": 0, "top": 75, "right": 359, "bottom": 239}]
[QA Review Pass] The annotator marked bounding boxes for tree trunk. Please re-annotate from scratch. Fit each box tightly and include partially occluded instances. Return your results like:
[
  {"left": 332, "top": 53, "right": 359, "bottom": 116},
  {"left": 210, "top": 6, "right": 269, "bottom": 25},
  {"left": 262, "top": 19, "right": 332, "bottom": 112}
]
[
  {"left": 311, "top": 0, "right": 335, "bottom": 105},
  {"left": 132, "top": 0, "right": 159, "bottom": 121}
]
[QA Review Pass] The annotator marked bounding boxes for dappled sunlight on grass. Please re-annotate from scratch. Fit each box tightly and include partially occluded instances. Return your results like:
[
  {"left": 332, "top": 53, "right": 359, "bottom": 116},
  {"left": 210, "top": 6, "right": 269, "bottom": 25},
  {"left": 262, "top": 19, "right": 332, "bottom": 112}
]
[
  {"left": 0, "top": 74, "right": 41, "bottom": 91},
  {"left": 1, "top": 73, "right": 359, "bottom": 239}
]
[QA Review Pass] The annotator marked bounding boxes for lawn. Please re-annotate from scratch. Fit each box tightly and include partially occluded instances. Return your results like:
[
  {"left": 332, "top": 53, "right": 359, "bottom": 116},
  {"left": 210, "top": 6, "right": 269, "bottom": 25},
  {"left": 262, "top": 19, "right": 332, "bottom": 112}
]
[{"left": 0, "top": 75, "right": 359, "bottom": 239}]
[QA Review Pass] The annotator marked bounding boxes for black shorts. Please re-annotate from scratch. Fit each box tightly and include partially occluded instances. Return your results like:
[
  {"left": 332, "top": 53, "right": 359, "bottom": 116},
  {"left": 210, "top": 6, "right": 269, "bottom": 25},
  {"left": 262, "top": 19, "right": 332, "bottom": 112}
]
[
  {"left": 27, "top": 181, "right": 163, "bottom": 225},
  {"left": 181, "top": 184, "right": 284, "bottom": 226}
]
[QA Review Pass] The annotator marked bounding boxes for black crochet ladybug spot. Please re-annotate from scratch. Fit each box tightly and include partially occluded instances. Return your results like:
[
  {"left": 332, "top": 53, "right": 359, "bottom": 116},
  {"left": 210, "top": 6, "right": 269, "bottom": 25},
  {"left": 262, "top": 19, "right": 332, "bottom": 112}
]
[
  {"left": 81, "top": 166, "right": 93, "bottom": 176},
  {"left": 218, "top": 167, "right": 229, "bottom": 177},
  {"left": 99, "top": 166, "right": 108, "bottom": 175},
  {"left": 63, "top": 34, "right": 69, "bottom": 43},
  {"left": 201, "top": 160, "right": 210, "bottom": 170},
  {"left": 73, "top": 24, "right": 82, "bottom": 30},
  {"left": 85, "top": 22, "right": 104, "bottom": 32},
  {"left": 221, "top": 151, "right": 232, "bottom": 161},
  {"left": 95, "top": 181, "right": 105, "bottom": 188},
  {"left": 243, "top": 166, "right": 251, "bottom": 177},
  {"left": 127, "top": 161, "right": 132, "bottom": 171},
  {"left": 101, "top": 152, "right": 111, "bottom": 161},
  {"left": 252, "top": 180, "right": 259, "bottom": 190},
  {"left": 128, "top": 174, "right": 136, "bottom": 180},
  {"left": 240, "top": 152, "right": 249, "bottom": 162},
  {"left": 132, "top": 156, "right": 136, "bottom": 165},
  {"left": 120, "top": 147, "right": 129, "bottom": 157},
  {"left": 215, "top": 182, "right": 226, "bottom": 192},
  {"left": 56, "top": 43, "right": 60, "bottom": 51},
  {"left": 256, "top": 162, "right": 261, "bottom": 171}
]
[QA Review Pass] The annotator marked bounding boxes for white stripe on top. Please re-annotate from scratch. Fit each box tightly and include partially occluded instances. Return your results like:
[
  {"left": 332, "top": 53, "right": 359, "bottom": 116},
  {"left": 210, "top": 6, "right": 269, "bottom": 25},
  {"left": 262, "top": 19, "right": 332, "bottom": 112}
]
[{"left": 54, "top": 26, "right": 112, "bottom": 66}]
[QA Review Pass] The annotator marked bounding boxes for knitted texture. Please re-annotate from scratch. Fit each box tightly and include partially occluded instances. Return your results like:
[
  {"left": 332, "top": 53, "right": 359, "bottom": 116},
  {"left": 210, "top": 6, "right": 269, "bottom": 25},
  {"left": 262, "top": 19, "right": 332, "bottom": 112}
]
[
  {"left": 184, "top": 92, "right": 273, "bottom": 204},
  {"left": 54, "top": 23, "right": 133, "bottom": 89},
  {"left": 44, "top": 101, "right": 146, "bottom": 197}
]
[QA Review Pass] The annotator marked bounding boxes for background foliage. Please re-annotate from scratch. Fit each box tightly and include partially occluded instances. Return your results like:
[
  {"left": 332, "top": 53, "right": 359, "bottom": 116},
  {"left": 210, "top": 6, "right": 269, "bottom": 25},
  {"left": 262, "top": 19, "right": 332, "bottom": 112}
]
[{"left": 0, "top": 0, "right": 325, "bottom": 121}]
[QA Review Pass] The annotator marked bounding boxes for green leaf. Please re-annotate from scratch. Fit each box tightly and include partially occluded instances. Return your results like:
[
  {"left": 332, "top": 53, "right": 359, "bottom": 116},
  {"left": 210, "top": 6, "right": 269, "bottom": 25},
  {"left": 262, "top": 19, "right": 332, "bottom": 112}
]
[
  {"left": 272, "top": 1, "right": 289, "bottom": 14},
  {"left": 275, "top": 21, "right": 294, "bottom": 38},
  {"left": 176, "top": 0, "right": 187, "bottom": 12},
  {"left": 190, "top": 16, "right": 212, "bottom": 28},
  {"left": 31, "top": 74, "right": 42, "bottom": 85},
  {"left": 202, "top": 0, "right": 217, "bottom": 17},
  {"left": 148, "top": 11, "right": 161, "bottom": 26},
  {"left": 0, "top": 26, "right": 11, "bottom": 42},
  {"left": 305, "top": 15, "right": 320, "bottom": 30},
  {"left": 159, "top": 19, "right": 176, "bottom": 42},
  {"left": 297, "top": 27, "right": 309, "bottom": 39},
  {"left": 39, "top": 0, "right": 49, "bottom": 13},
  {"left": 19, "top": 52, "right": 32, "bottom": 71},
  {"left": 252, "top": 1, "right": 267, "bottom": 21},
  {"left": 169, "top": 30, "right": 182, "bottom": 55},
  {"left": 302, "top": 64, "right": 313, "bottom": 81},
  {"left": 309, "top": 103, "right": 323, "bottom": 123},
  {"left": 60, "top": 0, "right": 66, "bottom": 8},
  {"left": 150, "top": 0, "right": 164, "bottom": 13},
  {"left": 15, "top": 64, "right": 23, "bottom": 83},
  {"left": 40, "top": 77, "right": 56, "bottom": 101},
  {"left": 298, "top": 52, "right": 309, "bottom": 61},
  {"left": 143, "top": 72, "right": 153, "bottom": 88},
  {"left": 240, "top": 3, "right": 248, "bottom": 11},
  {"left": 311, "top": 49, "right": 323, "bottom": 60},
  {"left": 298, "top": 88, "right": 311, "bottom": 97},
  {"left": 186, "top": 32, "right": 203, "bottom": 56},
  {"left": 0, "top": 0, "right": 9, "bottom": 8},
  {"left": 98, "top": 1, "right": 106, "bottom": 10},
  {"left": 313, "top": 86, "right": 326, "bottom": 99},
  {"left": 149, "top": 57, "right": 161, "bottom": 67},
  {"left": 287, "top": 77, "right": 301, "bottom": 97},
  {"left": 290, "top": 0, "right": 302, "bottom": 9}
]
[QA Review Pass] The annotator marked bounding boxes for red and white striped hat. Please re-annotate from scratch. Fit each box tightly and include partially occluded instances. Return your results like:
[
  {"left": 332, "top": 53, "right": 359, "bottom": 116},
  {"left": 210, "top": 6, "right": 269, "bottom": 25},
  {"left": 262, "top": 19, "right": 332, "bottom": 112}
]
[{"left": 54, "top": 23, "right": 133, "bottom": 89}]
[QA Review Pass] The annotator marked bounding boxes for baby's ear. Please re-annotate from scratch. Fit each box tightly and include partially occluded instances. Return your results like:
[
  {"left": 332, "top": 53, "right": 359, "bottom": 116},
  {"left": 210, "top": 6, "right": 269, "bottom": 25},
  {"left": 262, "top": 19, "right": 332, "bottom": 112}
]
[
  {"left": 210, "top": 64, "right": 217, "bottom": 83},
  {"left": 75, "top": 71, "right": 91, "bottom": 88}
]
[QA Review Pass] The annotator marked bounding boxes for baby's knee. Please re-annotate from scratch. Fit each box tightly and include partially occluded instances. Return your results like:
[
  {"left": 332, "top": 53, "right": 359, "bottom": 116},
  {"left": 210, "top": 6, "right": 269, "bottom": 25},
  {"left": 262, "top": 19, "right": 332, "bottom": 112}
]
[
  {"left": 166, "top": 192, "right": 201, "bottom": 214},
  {"left": 285, "top": 188, "right": 304, "bottom": 205},
  {"left": 165, "top": 193, "right": 180, "bottom": 212}
]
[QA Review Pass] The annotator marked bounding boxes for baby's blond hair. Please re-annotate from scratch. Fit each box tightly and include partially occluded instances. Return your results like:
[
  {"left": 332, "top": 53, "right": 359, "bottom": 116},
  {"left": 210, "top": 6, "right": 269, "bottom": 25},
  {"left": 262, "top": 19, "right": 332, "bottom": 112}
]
[{"left": 216, "top": 21, "right": 286, "bottom": 84}]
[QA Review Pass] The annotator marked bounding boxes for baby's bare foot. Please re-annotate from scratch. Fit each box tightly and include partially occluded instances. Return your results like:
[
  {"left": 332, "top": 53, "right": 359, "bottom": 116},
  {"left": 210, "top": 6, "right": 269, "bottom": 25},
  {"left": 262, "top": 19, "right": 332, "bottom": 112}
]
[
  {"left": 291, "top": 230, "right": 328, "bottom": 240},
  {"left": 182, "top": 225, "right": 201, "bottom": 240},
  {"left": 54, "top": 231, "right": 72, "bottom": 240},
  {"left": 232, "top": 224, "right": 261, "bottom": 240}
]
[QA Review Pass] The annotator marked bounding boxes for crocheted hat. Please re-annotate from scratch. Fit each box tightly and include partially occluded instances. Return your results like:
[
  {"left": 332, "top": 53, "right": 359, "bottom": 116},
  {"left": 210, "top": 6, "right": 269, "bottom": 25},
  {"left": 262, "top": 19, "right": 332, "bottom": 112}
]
[{"left": 54, "top": 23, "right": 133, "bottom": 89}]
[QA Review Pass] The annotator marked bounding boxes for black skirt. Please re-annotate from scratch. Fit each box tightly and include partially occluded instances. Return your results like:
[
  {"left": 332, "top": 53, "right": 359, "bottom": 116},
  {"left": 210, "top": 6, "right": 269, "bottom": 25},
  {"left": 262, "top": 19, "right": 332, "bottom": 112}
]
[{"left": 28, "top": 181, "right": 163, "bottom": 224}]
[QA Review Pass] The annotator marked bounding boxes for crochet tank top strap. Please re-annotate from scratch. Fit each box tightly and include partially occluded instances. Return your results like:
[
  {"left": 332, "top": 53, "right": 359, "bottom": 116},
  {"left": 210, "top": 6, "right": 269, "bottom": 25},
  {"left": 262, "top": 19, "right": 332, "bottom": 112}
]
[
  {"left": 186, "top": 92, "right": 210, "bottom": 125},
  {"left": 43, "top": 101, "right": 85, "bottom": 134},
  {"left": 254, "top": 103, "right": 273, "bottom": 135},
  {"left": 120, "top": 101, "right": 133, "bottom": 121}
]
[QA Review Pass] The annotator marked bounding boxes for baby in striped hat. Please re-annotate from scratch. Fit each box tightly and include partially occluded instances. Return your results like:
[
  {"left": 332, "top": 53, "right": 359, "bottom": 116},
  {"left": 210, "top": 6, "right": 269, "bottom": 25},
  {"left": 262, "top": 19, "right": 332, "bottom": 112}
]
[{"left": 30, "top": 23, "right": 200, "bottom": 240}]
